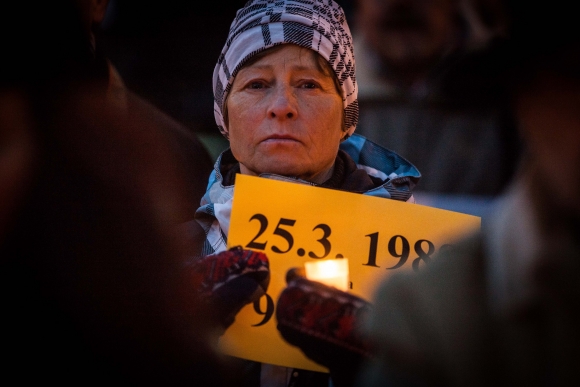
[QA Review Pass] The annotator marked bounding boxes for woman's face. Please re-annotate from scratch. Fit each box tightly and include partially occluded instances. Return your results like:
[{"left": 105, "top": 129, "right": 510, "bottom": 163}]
[{"left": 226, "top": 44, "right": 345, "bottom": 183}]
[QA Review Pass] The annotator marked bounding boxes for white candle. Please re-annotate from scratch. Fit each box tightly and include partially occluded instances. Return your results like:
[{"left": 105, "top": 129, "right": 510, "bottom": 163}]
[{"left": 304, "top": 258, "right": 349, "bottom": 291}]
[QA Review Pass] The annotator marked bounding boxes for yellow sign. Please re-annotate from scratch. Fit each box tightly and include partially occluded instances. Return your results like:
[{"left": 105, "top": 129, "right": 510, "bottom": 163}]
[{"left": 220, "top": 174, "right": 480, "bottom": 372}]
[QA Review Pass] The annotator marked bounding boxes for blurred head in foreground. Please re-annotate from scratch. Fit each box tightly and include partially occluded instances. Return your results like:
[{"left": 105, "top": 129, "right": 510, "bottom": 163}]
[{"left": 0, "top": 1, "right": 229, "bottom": 384}]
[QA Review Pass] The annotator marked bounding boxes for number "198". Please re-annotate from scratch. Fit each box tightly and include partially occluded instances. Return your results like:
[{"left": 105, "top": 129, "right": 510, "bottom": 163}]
[{"left": 364, "top": 232, "right": 453, "bottom": 272}]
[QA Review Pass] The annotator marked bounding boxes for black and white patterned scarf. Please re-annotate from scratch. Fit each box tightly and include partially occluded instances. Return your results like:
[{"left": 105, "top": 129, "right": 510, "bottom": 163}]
[{"left": 212, "top": 0, "right": 358, "bottom": 138}]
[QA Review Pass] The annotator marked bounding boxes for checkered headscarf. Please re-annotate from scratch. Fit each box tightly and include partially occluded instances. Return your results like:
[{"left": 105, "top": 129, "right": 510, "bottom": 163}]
[{"left": 212, "top": 0, "right": 358, "bottom": 138}]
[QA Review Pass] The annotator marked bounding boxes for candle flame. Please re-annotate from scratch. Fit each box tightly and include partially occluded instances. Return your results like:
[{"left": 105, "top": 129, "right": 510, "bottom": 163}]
[{"left": 304, "top": 259, "right": 349, "bottom": 291}]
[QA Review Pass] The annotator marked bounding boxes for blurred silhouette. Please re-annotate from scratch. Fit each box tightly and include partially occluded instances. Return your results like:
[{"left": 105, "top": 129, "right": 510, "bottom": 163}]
[
  {"left": 352, "top": 0, "right": 521, "bottom": 214},
  {"left": 358, "top": 0, "right": 580, "bottom": 385},
  {"left": 0, "top": 1, "right": 230, "bottom": 384},
  {"left": 79, "top": 0, "right": 215, "bottom": 216},
  {"left": 0, "top": 87, "right": 232, "bottom": 386},
  {"left": 99, "top": 0, "right": 243, "bottom": 158}
]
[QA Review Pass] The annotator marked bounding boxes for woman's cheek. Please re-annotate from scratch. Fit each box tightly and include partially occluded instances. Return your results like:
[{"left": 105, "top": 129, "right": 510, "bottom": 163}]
[{"left": 234, "top": 94, "right": 263, "bottom": 124}]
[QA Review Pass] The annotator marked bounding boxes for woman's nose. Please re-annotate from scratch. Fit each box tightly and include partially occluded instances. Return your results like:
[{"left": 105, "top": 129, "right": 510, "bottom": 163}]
[{"left": 267, "top": 86, "right": 298, "bottom": 120}]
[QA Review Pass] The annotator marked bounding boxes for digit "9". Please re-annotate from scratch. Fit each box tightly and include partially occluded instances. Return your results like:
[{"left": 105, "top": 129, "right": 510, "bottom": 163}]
[
  {"left": 252, "top": 293, "right": 274, "bottom": 327},
  {"left": 385, "top": 235, "right": 410, "bottom": 270}
]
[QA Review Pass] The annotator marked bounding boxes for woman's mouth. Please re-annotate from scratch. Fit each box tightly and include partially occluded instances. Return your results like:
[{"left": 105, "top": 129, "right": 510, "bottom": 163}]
[{"left": 261, "top": 134, "right": 300, "bottom": 144}]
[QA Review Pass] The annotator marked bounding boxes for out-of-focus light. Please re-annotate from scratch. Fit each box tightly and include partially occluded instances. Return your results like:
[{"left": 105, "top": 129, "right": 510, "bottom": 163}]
[{"left": 304, "top": 258, "right": 349, "bottom": 291}]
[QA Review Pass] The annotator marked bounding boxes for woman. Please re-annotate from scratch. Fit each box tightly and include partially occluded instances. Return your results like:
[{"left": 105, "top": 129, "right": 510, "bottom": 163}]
[
  {"left": 192, "top": 0, "right": 420, "bottom": 257},
  {"left": 187, "top": 0, "right": 420, "bottom": 386}
]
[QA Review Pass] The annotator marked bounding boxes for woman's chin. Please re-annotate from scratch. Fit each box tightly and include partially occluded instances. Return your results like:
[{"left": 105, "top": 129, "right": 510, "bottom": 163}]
[
  {"left": 242, "top": 148, "right": 333, "bottom": 181},
  {"left": 253, "top": 149, "right": 307, "bottom": 173}
]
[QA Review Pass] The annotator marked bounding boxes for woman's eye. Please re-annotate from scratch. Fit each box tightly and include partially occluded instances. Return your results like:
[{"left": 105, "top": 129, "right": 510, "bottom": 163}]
[
  {"left": 300, "top": 82, "right": 318, "bottom": 89},
  {"left": 248, "top": 81, "right": 266, "bottom": 89}
]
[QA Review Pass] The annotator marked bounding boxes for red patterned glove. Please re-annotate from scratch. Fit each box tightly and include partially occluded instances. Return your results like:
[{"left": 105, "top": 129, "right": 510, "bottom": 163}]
[
  {"left": 190, "top": 246, "right": 270, "bottom": 332},
  {"left": 276, "top": 270, "right": 372, "bottom": 387}
]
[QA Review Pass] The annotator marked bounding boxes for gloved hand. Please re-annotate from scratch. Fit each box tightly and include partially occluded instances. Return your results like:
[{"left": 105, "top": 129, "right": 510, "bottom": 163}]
[
  {"left": 276, "top": 268, "right": 372, "bottom": 387},
  {"left": 190, "top": 246, "right": 270, "bottom": 333}
]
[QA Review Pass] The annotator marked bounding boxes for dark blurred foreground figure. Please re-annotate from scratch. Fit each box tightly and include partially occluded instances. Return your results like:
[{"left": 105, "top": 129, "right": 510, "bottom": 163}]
[
  {"left": 358, "top": 1, "right": 580, "bottom": 385},
  {"left": 75, "top": 0, "right": 214, "bottom": 218},
  {"left": 0, "top": 1, "right": 229, "bottom": 384},
  {"left": 0, "top": 87, "right": 232, "bottom": 385}
]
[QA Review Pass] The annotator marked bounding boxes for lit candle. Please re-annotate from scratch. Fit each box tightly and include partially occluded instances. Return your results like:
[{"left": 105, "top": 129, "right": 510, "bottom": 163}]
[{"left": 304, "top": 258, "right": 349, "bottom": 291}]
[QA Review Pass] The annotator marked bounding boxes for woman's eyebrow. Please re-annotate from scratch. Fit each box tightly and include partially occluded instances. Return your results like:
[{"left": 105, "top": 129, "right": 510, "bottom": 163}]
[{"left": 246, "top": 63, "right": 318, "bottom": 72}]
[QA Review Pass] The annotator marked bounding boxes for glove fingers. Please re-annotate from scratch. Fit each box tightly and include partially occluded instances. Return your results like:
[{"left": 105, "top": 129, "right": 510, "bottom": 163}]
[
  {"left": 191, "top": 246, "right": 270, "bottom": 330},
  {"left": 213, "top": 273, "right": 269, "bottom": 328}
]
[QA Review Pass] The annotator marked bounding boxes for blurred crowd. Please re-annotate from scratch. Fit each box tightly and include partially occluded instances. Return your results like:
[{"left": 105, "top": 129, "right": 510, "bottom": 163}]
[
  {"left": 1, "top": 0, "right": 578, "bottom": 386},
  {"left": 352, "top": 0, "right": 522, "bottom": 216}
]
